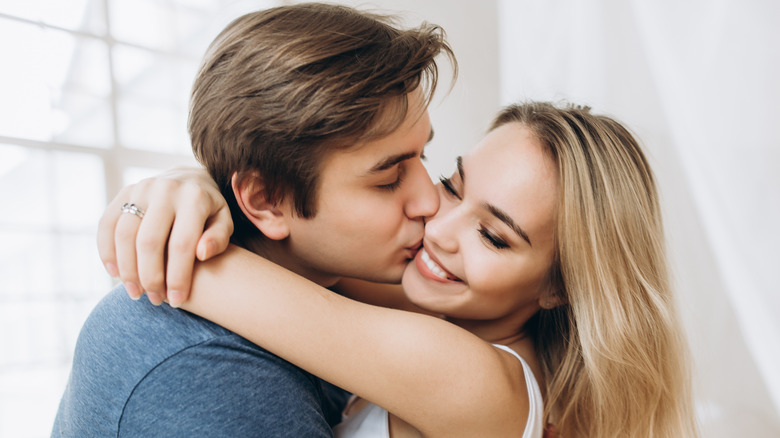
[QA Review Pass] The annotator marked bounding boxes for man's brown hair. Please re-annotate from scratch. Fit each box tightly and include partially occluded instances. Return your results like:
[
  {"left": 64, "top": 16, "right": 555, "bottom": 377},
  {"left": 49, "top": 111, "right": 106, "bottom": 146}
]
[{"left": 188, "top": 2, "right": 455, "bottom": 244}]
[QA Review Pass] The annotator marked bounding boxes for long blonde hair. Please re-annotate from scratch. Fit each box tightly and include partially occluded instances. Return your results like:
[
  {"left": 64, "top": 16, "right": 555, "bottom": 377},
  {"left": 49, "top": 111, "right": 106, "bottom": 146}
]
[{"left": 491, "top": 102, "right": 698, "bottom": 437}]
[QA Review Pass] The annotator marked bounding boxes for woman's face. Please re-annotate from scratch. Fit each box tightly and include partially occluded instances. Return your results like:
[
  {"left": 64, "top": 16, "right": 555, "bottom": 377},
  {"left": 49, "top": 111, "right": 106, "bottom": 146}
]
[{"left": 402, "top": 122, "right": 559, "bottom": 333}]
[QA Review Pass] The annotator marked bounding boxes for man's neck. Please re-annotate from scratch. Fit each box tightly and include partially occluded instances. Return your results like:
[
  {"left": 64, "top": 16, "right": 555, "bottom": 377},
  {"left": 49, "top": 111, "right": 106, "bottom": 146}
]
[{"left": 241, "top": 238, "right": 341, "bottom": 288}]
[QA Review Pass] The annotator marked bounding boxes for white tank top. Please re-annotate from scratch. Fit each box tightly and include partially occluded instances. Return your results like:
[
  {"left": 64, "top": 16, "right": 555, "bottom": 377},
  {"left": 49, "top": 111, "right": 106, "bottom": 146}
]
[{"left": 333, "top": 344, "right": 544, "bottom": 438}]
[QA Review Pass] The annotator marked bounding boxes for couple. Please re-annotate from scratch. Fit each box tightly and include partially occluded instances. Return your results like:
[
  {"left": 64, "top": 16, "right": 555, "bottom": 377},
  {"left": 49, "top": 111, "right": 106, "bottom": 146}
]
[{"left": 53, "top": 3, "right": 697, "bottom": 437}]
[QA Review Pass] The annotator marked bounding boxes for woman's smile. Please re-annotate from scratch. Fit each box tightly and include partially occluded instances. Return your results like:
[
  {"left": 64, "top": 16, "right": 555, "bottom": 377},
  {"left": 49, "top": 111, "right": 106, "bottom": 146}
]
[{"left": 415, "top": 247, "right": 462, "bottom": 283}]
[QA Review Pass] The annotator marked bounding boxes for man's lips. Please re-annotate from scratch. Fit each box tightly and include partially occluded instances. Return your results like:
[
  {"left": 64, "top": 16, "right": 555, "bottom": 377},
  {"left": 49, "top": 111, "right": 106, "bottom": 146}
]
[
  {"left": 415, "top": 247, "right": 461, "bottom": 283},
  {"left": 404, "top": 239, "right": 423, "bottom": 259}
]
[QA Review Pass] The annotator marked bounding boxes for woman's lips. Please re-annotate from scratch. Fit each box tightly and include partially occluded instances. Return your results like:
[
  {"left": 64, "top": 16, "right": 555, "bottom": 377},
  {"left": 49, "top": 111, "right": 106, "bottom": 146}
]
[{"left": 415, "top": 247, "right": 461, "bottom": 283}]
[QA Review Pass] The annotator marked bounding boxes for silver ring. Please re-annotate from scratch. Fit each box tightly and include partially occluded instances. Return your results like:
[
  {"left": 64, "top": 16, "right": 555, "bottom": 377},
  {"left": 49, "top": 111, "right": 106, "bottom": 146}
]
[{"left": 121, "top": 203, "right": 145, "bottom": 219}]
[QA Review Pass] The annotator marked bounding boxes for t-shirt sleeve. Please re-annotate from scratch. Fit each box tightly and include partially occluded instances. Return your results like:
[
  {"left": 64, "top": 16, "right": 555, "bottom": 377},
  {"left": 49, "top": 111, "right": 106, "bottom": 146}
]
[{"left": 117, "top": 336, "right": 334, "bottom": 438}]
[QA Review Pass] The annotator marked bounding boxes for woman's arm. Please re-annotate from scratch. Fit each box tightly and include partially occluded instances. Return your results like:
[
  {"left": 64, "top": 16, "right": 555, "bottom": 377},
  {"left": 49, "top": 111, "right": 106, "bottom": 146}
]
[
  {"left": 330, "top": 278, "right": 439, "bottom": 316},
  {"left": 182, "top": 245, "right": 530, "bottom": 437}
]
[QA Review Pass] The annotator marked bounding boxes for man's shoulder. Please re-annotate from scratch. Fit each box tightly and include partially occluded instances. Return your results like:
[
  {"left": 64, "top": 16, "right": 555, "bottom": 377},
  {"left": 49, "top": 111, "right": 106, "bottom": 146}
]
[
  {"left": 53, "top": 285, "right": 333, "bottom": 437},
  {"left": 81, "top": 285, "right": 230, "bottom": 353},
  {"left": 55, "top": 286, "right": 326, "bottom": 436},
  {"left": 67, "top": 285, "right": 242, "bottom": 394},
  {"left": 73, "top": 285, "right": 313, "bottom": 380}
]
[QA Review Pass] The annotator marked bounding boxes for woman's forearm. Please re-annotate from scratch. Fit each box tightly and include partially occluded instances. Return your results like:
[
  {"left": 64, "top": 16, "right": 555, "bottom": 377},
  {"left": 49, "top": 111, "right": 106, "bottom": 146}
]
[
  {"left": 331, "top": 277, "right": 439, "bottom": 315},
  {"left": 180, "top": 245, "right": 504, "bottom": 431}
]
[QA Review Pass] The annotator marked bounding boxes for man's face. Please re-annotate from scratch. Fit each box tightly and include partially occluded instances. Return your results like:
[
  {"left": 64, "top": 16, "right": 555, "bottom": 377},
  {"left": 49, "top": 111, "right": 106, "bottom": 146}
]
[{"left": 281, "top": 92, "right": 438, "bottom": 285}]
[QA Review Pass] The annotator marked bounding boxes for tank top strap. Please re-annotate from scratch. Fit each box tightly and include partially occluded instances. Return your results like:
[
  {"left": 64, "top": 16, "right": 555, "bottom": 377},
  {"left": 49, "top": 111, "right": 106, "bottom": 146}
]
[{"left": 492, "top": 344, "right": 544, "bottom": 438}]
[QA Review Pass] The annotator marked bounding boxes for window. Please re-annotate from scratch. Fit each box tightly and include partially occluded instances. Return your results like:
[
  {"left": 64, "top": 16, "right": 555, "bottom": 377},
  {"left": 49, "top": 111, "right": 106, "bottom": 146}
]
[{"left": 0, "top": 1, "right": 280, "bottom": 436}]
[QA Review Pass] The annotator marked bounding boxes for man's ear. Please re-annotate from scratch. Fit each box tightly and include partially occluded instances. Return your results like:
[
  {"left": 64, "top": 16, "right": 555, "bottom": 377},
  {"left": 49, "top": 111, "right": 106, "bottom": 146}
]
[{"left": 231, "top": 172, "right": 290, "bottom": 241}]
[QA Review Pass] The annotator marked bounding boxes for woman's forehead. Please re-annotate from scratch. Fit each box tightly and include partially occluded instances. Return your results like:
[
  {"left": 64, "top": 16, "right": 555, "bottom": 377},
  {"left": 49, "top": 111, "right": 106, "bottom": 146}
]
[{"left": 465, "top": 123, "right": 559, "bottom": 237}]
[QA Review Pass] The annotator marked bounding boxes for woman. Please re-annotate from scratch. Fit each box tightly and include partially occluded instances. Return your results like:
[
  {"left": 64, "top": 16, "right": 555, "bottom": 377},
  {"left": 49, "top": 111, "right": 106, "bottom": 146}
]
[{"left": 100, "top": 102, "right": 698, "bottom": 437}]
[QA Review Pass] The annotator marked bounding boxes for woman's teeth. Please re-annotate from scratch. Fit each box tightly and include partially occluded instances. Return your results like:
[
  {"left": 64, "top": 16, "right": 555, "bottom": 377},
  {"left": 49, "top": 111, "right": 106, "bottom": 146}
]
[{"left": 421, "top": 249, "right": 454, "bottom": 281}]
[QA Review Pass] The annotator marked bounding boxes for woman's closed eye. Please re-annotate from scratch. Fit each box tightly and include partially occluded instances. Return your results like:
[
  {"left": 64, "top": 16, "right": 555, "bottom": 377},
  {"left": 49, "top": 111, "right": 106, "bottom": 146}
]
[
  {"left": 439, "top": 175, "right": 510, "bottom": 250},
  {"left": 479, "top": 226, "right": 510, "bottom": 250},
  {"left": 439, "top": 175, "right": 460, "bottom": 199}
]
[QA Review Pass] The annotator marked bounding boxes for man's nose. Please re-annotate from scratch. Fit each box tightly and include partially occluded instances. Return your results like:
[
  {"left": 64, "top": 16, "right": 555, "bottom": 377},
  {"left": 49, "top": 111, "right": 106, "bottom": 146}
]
[{"left": 404, "top": 161, "right": 439, "bottom": 220}]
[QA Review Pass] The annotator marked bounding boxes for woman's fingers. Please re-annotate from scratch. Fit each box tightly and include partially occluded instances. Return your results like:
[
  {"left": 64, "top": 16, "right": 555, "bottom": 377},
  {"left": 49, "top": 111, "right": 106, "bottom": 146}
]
[
  {"left": 105, "top": 178, "right": 176, "bottom": 304},
  {"left": 164, "top": 192, "right": 220, "bottom": 307},
  {"left": 96, "top": 167, "right": 233, "bottom": 306},
  {"left": 114, "top": 207, "right": 144, "bottom": 300},
  {"left": 135, "top": 202, "right": 176, "bottom": 299},
  {"left": 197, "top": 206, "right": 234, "bottom": 261},
  {"left": 97, "top": 185, "right": 133, "bottom": 278},
  {"left": 164, "top": 205, "right": 234, "bottom": 307},
  {"left": 97, "top": 183, "right": 151, "bottom": 302}
]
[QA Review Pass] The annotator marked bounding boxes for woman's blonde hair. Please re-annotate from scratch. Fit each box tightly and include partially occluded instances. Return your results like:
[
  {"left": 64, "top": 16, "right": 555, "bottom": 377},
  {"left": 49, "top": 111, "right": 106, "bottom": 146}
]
[{"left": 492, "top": 102, "right": 698, "bottom": 437}]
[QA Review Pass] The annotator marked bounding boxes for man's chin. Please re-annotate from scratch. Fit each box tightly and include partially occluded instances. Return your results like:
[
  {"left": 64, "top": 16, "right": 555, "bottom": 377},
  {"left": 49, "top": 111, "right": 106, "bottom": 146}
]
[{"left": 362, "top": 265, "right": 407, "bottom": 285}]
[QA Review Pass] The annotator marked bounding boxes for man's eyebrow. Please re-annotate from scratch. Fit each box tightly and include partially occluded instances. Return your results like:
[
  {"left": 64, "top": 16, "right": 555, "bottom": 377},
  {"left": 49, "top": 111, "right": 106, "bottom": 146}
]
[
  {"left": 483, "top": 203, "right": 532, "bottom": 246},
  {"left": 367, "top": 128, "right": 434, "bottom": 174},
  {"left": 367, "top": 152, "right": 418, "bottom": 174}
]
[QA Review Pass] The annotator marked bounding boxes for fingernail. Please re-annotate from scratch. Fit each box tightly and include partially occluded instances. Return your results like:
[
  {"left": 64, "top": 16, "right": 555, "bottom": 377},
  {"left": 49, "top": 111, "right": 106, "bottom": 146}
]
[
  {"left": 105, "top": 263, "right": 119, "bottom": 277},
  {"left": 147, "top": 292, "right": 163, "bottom": 306},
  {"left": 125, "top": 282, "right": 142, "bottom": 299},
  {"left": 168, "top": 290, "right": 182, "bottom": 308},
  {"left": 198, "top": 240, "right": 215, "bottom": 260}
]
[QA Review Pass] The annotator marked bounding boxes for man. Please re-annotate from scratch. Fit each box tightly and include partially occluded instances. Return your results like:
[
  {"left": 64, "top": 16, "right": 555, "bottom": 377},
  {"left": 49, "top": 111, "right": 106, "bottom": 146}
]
[{"left": 52, "top": 3, "right": 454, "bottom": 437}]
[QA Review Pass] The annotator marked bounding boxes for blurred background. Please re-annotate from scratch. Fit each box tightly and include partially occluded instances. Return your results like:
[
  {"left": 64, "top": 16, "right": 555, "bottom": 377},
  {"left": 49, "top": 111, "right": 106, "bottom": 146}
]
[{"left": 0, "top": 0, "right": 777, "bottom": 436}]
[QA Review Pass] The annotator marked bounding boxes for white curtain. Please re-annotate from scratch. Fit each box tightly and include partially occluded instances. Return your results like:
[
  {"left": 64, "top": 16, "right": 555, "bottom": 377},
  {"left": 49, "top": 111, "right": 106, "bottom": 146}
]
[{"left": 498, "top": 0, "right": 780, "bottom": 435}]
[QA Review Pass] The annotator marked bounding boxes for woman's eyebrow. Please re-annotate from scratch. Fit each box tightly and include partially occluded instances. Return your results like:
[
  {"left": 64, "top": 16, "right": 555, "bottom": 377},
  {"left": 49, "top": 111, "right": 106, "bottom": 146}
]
[
  {"left": 483, "top": 203, "right": 532, "bottom": 246},
  {"left": 460, "top": 155, "right": 531, "bottom": 246}
]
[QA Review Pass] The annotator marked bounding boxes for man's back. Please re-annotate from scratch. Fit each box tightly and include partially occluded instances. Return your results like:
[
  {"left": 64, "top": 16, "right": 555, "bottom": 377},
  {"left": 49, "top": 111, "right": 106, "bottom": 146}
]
[{"left": 52, "top": 286, "right": 340, "bottom": 437}]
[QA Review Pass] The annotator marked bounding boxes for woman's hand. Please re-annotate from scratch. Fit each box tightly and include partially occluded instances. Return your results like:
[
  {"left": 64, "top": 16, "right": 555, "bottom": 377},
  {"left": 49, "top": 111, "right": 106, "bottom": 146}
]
[{"left": 97, "top": 167, "right": 233, "bottom": 307}]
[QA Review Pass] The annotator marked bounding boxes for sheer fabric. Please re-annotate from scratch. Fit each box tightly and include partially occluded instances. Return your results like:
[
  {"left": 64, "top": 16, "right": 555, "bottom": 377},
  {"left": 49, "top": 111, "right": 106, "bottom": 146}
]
[{"left": 498, "top": 1, "right": 780, "bottom": 435}]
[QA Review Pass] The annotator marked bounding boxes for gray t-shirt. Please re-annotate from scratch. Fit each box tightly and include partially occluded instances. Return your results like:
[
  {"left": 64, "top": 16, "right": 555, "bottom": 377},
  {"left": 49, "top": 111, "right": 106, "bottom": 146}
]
[{"left": 52, "top": 285, "right": 345, "bottom": 437}]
